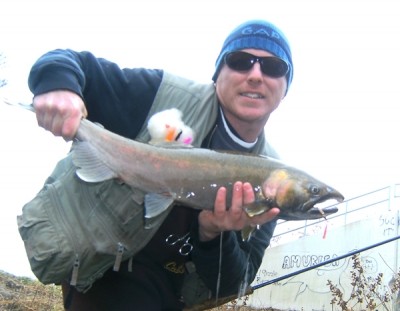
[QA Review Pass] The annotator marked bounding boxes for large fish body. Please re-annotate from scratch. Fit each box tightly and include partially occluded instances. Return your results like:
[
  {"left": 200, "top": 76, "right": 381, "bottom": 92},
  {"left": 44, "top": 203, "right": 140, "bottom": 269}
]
[
  {"left": 5, "top": 100, "right": 343, "bottom": 239},
  {"left": 73, "top": 119, "right": 344, "bottom": 235}
]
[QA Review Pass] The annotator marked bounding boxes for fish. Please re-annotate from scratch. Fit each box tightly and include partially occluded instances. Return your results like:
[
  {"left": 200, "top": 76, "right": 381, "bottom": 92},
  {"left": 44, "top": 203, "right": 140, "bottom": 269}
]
[
  {"left": 72, "top": 118, "right": 344, "bottom": 240},
  {"left": 2, "top": 100, "right": 344, "bottom": 240}
]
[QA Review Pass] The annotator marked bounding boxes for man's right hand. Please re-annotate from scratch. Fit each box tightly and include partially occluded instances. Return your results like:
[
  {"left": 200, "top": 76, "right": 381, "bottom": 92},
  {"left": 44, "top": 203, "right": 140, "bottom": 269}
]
[{"left": 33, "top": 90, "right": 88, "bottom": 141}]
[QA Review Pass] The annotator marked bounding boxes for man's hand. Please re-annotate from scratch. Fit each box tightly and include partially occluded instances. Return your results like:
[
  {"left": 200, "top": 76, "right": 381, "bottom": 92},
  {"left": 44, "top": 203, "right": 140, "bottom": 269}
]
[
  {"left": 33, "top": 90, "right": 87, "bottom": 141},
  {"left": 198, "top": 181, "right": 280, "bottom": 241}
]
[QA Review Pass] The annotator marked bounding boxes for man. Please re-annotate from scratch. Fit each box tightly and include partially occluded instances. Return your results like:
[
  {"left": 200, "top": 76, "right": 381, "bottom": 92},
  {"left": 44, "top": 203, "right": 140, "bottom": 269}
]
[{"left": 27, "top": 19, "right": 293, "bottom": 310}]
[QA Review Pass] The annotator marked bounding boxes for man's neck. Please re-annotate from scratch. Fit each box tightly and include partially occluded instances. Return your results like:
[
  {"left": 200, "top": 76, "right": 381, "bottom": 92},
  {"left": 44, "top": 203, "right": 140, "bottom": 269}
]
[{"left": 221, "top": 108, "right": 267, "bottom": 143}]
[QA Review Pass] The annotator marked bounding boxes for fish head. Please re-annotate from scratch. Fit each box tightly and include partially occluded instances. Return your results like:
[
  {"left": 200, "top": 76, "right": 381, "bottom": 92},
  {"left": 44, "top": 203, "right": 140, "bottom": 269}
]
[{"left": 261, "top": 169, "right": 344, "bottom": 221}]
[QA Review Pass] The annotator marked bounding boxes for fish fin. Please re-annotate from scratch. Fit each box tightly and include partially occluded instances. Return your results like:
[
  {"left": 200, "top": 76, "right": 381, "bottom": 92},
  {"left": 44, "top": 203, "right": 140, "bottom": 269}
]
[
  {"left": 243, "top": 199, "right": 274, "bottom": 217},
  {"left": 144, "top": 204, "right": 174, "bottom": 229},
  {"left": 242, "top": 198, "right": 275, "bottom": 240},
  {"left": 72, "top": 141, "right": 117, "bottom": 182},
  {"left": 241, "top": 226, "right": 255, "bottom": 242},
  {"left": 144, "top": 193, "right": 175, "bottom": 229},
  {"left": 144, "top": 193, "right": 175, "bottom": 219}
]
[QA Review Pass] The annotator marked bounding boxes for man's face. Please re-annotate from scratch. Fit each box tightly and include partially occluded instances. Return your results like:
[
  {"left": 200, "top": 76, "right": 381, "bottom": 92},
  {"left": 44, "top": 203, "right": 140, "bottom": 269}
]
[{"left": 215, "top": 48, "right": 287, "bottom": 126}]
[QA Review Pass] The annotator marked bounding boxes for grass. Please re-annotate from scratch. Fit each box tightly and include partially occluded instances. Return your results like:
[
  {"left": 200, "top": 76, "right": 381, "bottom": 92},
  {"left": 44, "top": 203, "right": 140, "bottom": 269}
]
[
  {"left": 5, "top": 257, "right": 398, "bottom": 311},
  {"left": 0, "top": 270, "right": 278, "bottom": 311},
  {"left": 0, "top": 270, "right": 63, "bottom": 311}
]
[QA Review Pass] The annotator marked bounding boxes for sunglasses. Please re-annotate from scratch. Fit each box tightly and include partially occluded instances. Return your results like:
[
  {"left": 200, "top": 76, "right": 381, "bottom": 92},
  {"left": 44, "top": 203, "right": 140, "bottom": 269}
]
[{"left": 224, "top": 51, "right": 289, "bottom": 78}]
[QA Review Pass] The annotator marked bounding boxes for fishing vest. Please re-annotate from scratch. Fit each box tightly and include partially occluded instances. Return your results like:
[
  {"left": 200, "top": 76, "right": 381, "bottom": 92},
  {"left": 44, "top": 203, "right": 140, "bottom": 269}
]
[{"left": 17, "top": 72, "right": 278, "bottom": 296}]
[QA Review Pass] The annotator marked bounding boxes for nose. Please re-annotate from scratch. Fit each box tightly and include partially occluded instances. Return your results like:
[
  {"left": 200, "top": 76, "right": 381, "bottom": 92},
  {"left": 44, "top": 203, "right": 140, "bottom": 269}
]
[{"left": 247, "top": 62, "right": 263, "bottom": 82}]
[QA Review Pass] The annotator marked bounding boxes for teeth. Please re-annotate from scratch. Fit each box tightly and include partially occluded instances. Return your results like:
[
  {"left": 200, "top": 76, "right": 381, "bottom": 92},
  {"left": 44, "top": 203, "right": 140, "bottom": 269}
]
[{"left": 242, "top": 93, "right": 263, "bottom": 99}]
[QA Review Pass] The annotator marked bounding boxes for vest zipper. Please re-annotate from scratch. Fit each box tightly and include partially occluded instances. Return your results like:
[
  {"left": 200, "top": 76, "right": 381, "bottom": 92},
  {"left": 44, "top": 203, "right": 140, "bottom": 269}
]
[{"left": 47, "top": 183, "right": 82, "bottom": 286}]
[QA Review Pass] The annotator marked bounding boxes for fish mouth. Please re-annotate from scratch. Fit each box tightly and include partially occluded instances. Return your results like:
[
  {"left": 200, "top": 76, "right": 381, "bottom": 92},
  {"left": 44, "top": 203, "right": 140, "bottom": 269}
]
[
  {"left": 306, "top": 205, "right": 339, "bottom": 219},
  {"left": 304, "top": 189, "right": 344, "bottom": 210},
  {"left": 278, "top": 189, "right": 344, "bottom": 221},
  {"left": 278, "top": 205, "right": 339, "bottom": 221}
]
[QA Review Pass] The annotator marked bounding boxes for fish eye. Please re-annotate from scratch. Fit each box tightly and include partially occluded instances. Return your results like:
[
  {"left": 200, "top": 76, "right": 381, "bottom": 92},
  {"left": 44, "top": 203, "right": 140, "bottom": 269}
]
[{"left": 309, "top": 185, "right": 320, "bottom": 195}]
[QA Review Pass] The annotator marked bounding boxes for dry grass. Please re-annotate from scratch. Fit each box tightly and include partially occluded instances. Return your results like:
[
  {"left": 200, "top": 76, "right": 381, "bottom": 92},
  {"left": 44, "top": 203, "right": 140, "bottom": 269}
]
[
  {"left": 0, "top": 271, "right": 278, "bottom": 311},
  {"left": 1, "top": 254, "right": 398, "bottom": 310},
  {"left": 0, "top": 270, "right": 63, "bottom": 311}
]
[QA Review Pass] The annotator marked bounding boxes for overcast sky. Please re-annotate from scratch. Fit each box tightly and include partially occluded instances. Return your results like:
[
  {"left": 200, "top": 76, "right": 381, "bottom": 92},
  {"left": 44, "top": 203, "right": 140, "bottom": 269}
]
[{"left": 1, "top": 0, "right": 399, "bottom": 278}]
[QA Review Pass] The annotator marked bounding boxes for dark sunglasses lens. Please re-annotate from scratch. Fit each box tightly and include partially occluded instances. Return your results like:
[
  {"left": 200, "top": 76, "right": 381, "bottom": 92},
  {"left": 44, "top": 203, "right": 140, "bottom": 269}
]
[
  {"left": 225, "top": 52, "right": 288, "bottom": 78},
  {"left": 260, "top": 58, "right": 289, "bottom": 78},
  {"left": 225, "top": 52, "right": 254, "bottom": 71}
]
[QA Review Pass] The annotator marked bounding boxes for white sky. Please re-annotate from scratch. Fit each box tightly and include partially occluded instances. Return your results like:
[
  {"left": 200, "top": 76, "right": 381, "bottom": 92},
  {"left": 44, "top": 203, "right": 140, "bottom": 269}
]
[{"left": 0, "top": 0, "right": 399, "bottom": 278}]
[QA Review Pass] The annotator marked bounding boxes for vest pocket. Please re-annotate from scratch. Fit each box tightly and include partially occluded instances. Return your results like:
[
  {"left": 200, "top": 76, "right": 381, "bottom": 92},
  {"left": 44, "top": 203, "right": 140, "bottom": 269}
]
[
  {"left": 17, "top": 186, "right": 75, "bottom": 284},
  {"left": 17, "top": 154, "right": 171, "bottom": 292}
]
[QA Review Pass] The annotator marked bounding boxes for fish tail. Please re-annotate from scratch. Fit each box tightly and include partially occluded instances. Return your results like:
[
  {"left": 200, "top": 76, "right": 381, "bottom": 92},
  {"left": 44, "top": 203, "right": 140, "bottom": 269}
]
[{"left": 2, "top": 98, "right": 35, "bottom": 112}]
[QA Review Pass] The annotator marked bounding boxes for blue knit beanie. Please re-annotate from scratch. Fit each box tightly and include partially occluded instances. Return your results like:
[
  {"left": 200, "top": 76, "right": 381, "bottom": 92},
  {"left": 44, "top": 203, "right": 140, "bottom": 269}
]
[{"left": 212, "top": 20, "right": 293, "bottom": 94}]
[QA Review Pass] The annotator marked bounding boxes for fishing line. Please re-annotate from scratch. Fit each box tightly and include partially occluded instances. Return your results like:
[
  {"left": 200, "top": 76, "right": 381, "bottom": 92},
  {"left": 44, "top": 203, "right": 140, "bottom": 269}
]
[
  {"left": 215, "top": 231, "right": 223, "bottom": 305},
  {"left": 235, "top": 249, "right": 252, "bottom": 310}
]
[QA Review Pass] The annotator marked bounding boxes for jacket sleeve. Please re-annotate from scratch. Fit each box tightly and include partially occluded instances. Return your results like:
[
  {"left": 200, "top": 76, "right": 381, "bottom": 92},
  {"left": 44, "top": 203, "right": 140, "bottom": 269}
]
[
  {"left": 28, "top": 49, "right": 163, "bottom": 139},
  {"left": 190, "top": 220, "right": 277, "bottom": 297}
]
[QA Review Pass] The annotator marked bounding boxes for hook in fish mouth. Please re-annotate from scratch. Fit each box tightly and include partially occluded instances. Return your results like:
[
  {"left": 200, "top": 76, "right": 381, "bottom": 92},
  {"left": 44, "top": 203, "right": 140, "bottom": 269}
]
[
  {"left": 278, "top": 191, "right": 344, "bottom": 221},
  {"left": 278, "top": 204, "right": 339, "bottom": 221},
  {"left": 306, "top": 205, "right": 339, "bottom": 219},
  {"left": 302, "top": 188, "right": 344, "bottom": 212}
]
